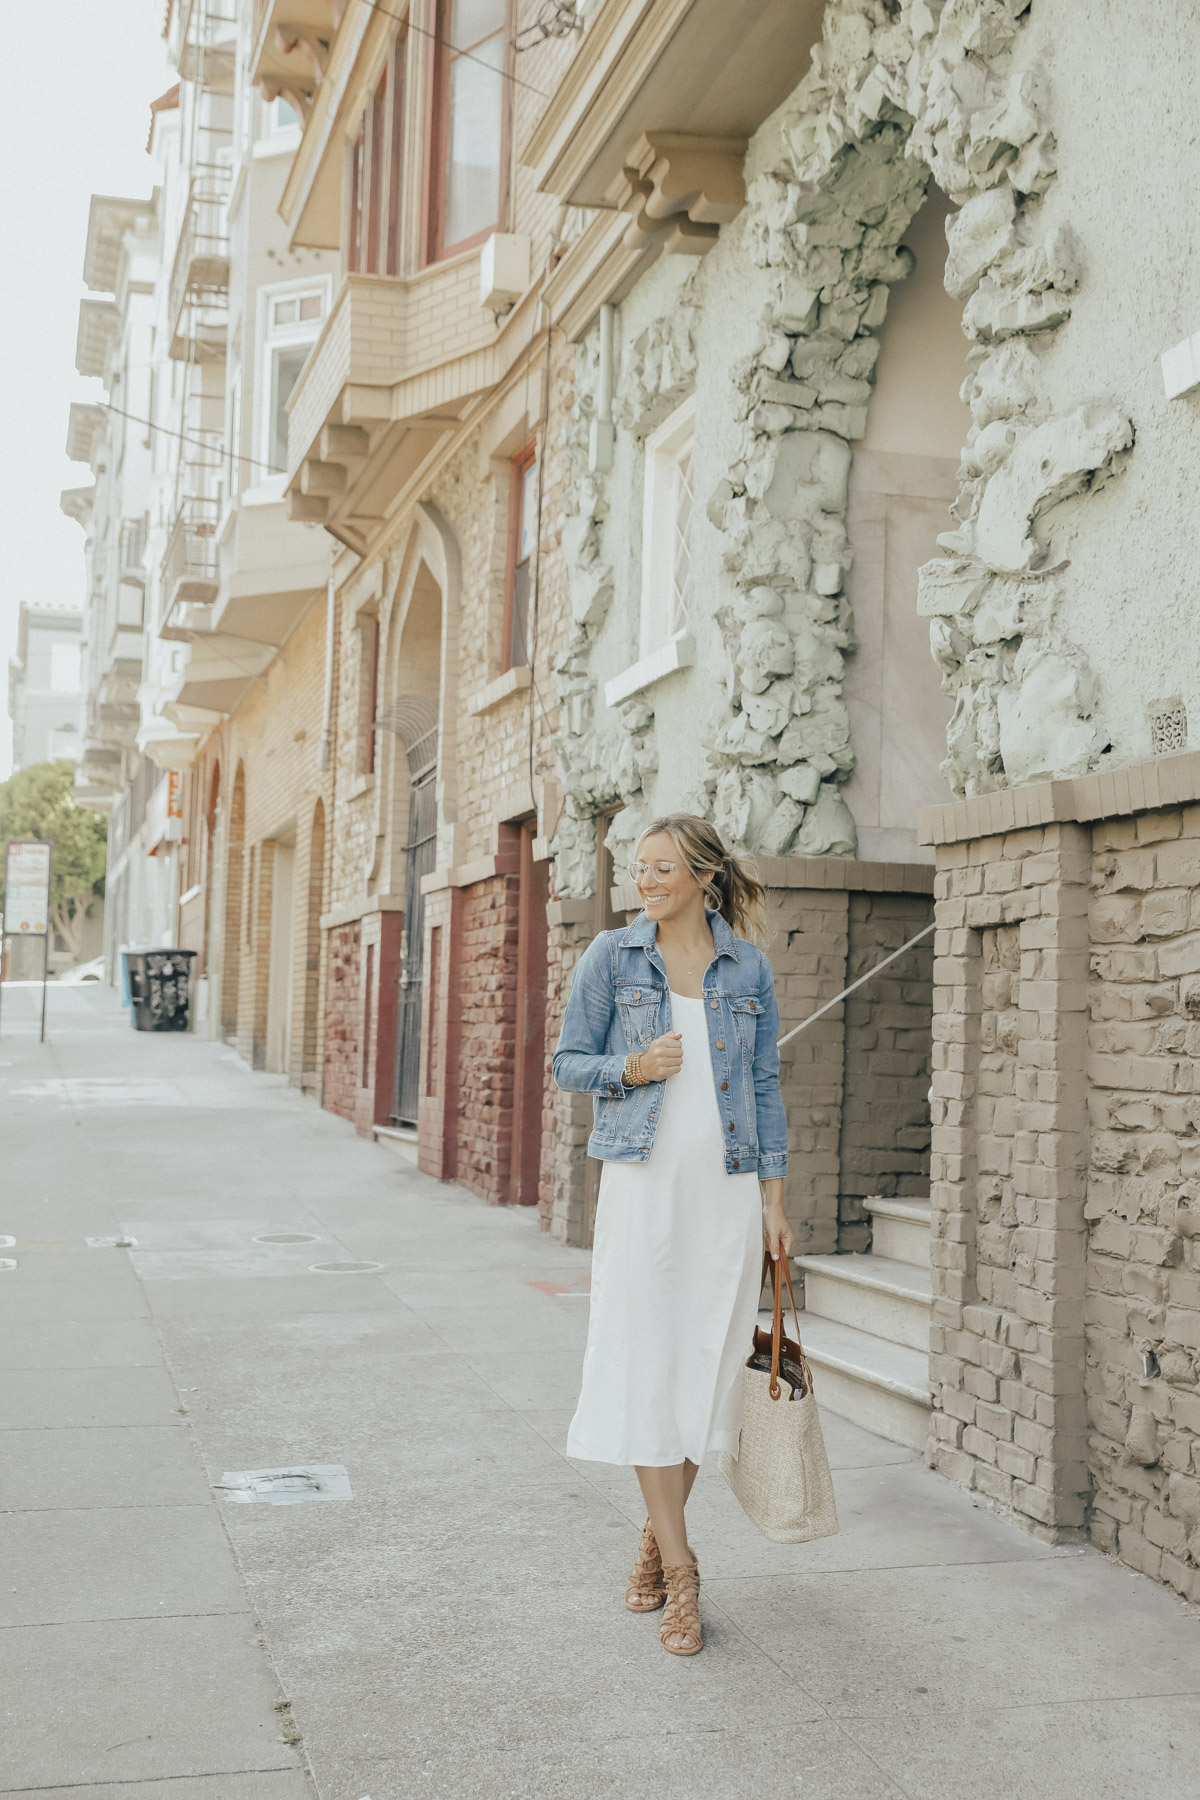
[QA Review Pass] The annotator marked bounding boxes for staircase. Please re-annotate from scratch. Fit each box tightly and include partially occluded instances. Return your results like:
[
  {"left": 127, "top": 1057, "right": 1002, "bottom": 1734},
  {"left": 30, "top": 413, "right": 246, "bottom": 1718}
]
[{"left": 791, "top": 1197, "right": 932, "bottom": 1451}]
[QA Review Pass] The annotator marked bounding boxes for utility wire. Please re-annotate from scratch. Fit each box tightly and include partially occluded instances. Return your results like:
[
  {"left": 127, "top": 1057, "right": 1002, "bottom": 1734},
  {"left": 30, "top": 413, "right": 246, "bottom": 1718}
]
[
  {"left": 93, "top": 400, "right": 284, "bottom": 476},
  {"left": 775, "top": 923, "right": 936, "bottom": 1049}
]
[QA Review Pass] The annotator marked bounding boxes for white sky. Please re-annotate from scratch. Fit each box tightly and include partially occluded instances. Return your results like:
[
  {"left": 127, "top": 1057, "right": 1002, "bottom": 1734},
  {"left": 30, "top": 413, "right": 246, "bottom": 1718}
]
[{"left": 0, "top": 2, "right": 172, "bottom": 779}]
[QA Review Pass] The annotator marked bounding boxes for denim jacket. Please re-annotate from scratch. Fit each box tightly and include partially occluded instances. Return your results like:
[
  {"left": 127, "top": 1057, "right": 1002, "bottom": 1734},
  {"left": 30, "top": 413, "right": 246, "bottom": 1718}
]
[{"left": 551, "top": 909, "right": 787, "bottom": 1178}]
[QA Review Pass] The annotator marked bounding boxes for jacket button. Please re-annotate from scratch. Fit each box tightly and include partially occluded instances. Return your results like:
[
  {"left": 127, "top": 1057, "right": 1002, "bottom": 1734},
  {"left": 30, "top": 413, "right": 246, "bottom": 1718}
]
[
  {"left": 721, "top": 1081, "right": 729, "bottom": 1091},
  {"left": 715, "top": 1040, "right": 724, "bottom": 1050},
  {"left": 728, "top": 1121, "right": 735, "bottom": 1132},
  {"left": 710, "top": 1000, "right": 718, "bottom": 1010},
  {"left": 732, "top": 1160, "right": 739, "bottom": 1169},
  {"left": 635, "top": 989, "right": 641, "bottom": 1000}
]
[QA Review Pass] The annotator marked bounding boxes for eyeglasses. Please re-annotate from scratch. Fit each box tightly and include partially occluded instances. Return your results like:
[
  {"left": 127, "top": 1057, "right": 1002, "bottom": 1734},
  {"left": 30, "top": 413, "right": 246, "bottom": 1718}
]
[{"left": 628, "top": 860, "right": 679, "bottom": 883}]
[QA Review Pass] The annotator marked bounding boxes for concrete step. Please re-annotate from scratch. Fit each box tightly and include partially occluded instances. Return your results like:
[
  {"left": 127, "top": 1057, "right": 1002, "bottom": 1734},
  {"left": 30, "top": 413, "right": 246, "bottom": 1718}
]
[
  {"left": 797, "top": 1252, "right": 932, "bottom": 1353},
  {"left": 372, "top": 1124, "right": 419, "bottom": 1164},
  {"left": 772, "top": 1312, "right": 930, "bottom": 1451},
  {"left": 864, "top": 1195, "right": 931, "bottom": 1269}
]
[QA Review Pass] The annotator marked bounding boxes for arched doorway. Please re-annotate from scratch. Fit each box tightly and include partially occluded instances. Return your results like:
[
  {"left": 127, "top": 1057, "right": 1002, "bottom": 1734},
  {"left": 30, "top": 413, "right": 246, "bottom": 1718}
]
[
  {"left": 377, "top": 694, "right": 439, "bottom": 1127},
  {"left": 220, "top": 763, "right": 244, "bottom": 1041},
  {"left": 300, "top": 798, "right": 325, "bottom": 1087},
  {"left": 201, "top": 761, "right": 220, "bottom": 978}
]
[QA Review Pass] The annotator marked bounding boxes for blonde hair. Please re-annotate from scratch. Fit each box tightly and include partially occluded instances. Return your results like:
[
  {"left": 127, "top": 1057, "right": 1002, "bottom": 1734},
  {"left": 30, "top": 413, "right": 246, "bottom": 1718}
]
[{"left": 638, "top": 813, "right": 767, "bottom": 940}]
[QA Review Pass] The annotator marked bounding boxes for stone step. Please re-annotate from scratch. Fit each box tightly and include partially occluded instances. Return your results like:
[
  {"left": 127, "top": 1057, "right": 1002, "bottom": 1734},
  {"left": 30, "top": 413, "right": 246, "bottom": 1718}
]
[
  {"left": 771, "top": 1312, "right": 930, "bottom": 1451},
  {"left": 863, "top": 1195, "right": 931, "bottom": 1269},
  {"left": 797, "top": 1252, "right": 932, "bottom": 1353}
]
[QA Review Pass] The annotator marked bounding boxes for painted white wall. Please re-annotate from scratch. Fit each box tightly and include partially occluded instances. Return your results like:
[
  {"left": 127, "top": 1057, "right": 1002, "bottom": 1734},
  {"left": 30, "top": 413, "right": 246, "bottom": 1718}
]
[{"left": 1010, "top": 0, "right": 1200, "bottom": 769}]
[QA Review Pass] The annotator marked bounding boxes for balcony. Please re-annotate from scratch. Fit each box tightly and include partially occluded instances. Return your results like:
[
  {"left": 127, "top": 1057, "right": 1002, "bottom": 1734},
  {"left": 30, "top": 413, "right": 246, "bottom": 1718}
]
[
  {"left": 210, "top": 488, "right": 331, "bottom": 648},
  {"left": 169, "top": 0, "right": 238, "bottom": 91},
  {"left": 167, "top": 165, "right": 231, "bottom": 363},
  {"left": 160, "top": 496, "right": 221, "bottom": 639},
  {"left": 90, "top": 697, "right": 141, "bottom": 750},
  {"left": 76, "top": 743, "right": 124, "bottom": 810},
  {"left": 285, "top": 265, "right": 533, "bottom": 552},
  {"left": 251, "top": 0, "right": 339, "bottom": 120},
  {"left": 97, "top": 627, "right": 145, "bottom": 708}
]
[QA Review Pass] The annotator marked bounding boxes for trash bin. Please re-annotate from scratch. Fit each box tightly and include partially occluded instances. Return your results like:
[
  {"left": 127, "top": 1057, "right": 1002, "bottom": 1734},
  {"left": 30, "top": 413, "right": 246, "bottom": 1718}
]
[{"left": 122, "top": 948, "right": 197, "bottom": 1032}]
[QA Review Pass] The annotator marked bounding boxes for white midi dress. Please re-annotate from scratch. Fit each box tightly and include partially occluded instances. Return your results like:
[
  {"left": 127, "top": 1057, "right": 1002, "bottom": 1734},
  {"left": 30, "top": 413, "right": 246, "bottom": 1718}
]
[{"left": 566, "top": 991, "right": 765, "bottom": 1467}]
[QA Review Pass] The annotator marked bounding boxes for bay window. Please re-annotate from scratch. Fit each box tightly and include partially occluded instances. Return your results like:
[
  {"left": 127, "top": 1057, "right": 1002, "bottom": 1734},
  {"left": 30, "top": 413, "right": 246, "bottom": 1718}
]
[{"left": 428, "top": 0, "right": 509, "bottom": 261}]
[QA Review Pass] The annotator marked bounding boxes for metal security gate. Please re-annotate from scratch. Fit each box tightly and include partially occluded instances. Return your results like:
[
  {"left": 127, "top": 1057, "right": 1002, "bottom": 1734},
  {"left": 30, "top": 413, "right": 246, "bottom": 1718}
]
[{"left": 391, "top": 726, "right": 437, "bottom": 1127}]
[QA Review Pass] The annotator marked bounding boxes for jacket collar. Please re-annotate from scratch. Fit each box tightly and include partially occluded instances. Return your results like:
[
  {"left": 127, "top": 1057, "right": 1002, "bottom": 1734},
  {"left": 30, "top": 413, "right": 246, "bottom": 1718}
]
[{"left": 619, "top": 907, "right": 740, "bottom": 962}]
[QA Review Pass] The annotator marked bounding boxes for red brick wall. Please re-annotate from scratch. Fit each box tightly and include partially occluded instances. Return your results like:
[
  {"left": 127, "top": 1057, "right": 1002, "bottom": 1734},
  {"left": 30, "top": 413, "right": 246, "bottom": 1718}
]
[
  {"left": 323, "top": 920, "right": 362, "bottom": 1123},
  {"left": 455, "top": 873, "right": 520, "bottom": 1204}
]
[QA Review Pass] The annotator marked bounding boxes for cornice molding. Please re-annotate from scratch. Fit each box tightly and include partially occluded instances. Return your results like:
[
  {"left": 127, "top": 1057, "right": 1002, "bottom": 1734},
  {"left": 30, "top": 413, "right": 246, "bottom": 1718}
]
[{"left": 520, "top": 0, "right": 694, "bottom": 199}]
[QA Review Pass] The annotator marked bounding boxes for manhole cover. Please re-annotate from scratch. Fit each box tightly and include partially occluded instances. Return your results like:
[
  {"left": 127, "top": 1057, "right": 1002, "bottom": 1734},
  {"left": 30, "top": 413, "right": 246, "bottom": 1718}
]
[
  {"left": 308, "top": 1260, "right": 382, "bottom": 1275},
  {"left": 253, "top": 1232, "right": 319, "bottom": 1245},
  {"left": 213, "top": 1463, "right": 353, "bottom": 1505}
]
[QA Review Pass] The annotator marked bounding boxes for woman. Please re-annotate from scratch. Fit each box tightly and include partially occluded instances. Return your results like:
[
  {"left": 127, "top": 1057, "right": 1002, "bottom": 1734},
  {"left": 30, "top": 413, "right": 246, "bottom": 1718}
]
[{"left": 552, "top": 813, "right": 792, "bottom": 1657}]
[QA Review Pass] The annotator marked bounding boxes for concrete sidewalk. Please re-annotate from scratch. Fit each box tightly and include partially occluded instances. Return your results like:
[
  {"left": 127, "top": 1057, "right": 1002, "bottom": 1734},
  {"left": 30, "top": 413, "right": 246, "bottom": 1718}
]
[{"left": 2, "top": 982, "right": 1198, "bottom": 1800}]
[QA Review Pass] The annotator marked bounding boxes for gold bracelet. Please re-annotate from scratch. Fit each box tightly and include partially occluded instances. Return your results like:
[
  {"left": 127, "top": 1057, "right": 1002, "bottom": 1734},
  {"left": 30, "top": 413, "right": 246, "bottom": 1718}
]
[{"left": 624, "top": 1053, "right": 645, "bottom": 1087}]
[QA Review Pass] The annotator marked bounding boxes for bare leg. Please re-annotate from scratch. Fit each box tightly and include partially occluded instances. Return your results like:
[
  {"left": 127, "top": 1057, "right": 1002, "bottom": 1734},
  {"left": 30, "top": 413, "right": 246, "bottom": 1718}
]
[{"left": 635, "top": 1460, "right": 699, "bottom": 1567}]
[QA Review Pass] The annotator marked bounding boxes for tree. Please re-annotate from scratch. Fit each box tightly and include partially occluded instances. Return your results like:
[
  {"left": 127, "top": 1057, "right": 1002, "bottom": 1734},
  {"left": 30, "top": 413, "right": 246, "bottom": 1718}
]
[{"left": 0, "top": 760, "right": 107, "bottom": 962}]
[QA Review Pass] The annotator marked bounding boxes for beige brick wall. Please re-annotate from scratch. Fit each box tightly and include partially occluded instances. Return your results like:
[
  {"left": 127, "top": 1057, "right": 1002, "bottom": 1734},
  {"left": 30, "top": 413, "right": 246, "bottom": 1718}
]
[
  {"left": 1083, "top": 805, "right": 1200, "bottom": 1602},
  {"left": 928, "top": 824, "right": 1092, "bottom": 1540}
]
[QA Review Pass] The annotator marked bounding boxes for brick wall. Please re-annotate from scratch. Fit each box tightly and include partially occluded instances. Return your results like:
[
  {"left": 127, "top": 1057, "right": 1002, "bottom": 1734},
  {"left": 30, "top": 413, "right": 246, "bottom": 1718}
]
[
  {"left": 928, "top": 823, "right": 1099, "bottom": 1542},
  {"left": 323, "top": 921, "right": 362, "bottom": 1124},
  {"left": 547, "top": 907, "right": 598, "bottom": 1240},
  {"left": 839, "top": 892, "right": 934, "bottom": 1249},
  {"left": 455, "top": 873, "right": 521, "bottom": 1203},
  {"left": 1083, "top": 806, "right": 1200, "bottom": 1602}
]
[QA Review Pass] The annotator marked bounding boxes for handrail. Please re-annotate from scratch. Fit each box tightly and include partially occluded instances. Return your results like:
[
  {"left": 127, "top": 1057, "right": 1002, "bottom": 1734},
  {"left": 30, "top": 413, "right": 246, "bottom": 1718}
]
[{"left": 776, "top": 922, "right": 936, "bottom": 1049}]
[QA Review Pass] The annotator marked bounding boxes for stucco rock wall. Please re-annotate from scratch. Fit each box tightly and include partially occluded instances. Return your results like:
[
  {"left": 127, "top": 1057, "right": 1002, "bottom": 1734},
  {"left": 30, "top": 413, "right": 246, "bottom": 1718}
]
[
  {"left": 553, "top": 0, "right": 1145, "bottom": 887},
  {"left": 1011, "top": 1, "right": 1200, "bottom": 775}
]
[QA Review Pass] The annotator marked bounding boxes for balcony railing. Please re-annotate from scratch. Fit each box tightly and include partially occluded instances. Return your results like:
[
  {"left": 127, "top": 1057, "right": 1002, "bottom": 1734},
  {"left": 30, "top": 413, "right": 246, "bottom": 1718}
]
[
  {"left": 161, "top": 495, "right": 221, "bottom": 635},
  {"left": 168, "top": 164, "right": 231, "bottom": 362},
  {"left": 171, "top": 0, "right": 238, "bottom": 90}
]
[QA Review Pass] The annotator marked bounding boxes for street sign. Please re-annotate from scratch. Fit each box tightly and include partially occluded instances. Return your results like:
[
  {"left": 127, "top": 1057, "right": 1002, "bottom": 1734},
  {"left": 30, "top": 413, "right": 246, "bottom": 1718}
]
[{"left": 3, "top": 840, "right": 51, "bottom": 936}]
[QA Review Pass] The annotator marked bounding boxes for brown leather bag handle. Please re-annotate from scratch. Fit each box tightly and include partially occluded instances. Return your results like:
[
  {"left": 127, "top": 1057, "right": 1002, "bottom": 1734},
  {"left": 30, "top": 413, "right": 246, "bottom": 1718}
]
[{"left": 761, "top": 1250, "right": 814, "bottom": 1402}]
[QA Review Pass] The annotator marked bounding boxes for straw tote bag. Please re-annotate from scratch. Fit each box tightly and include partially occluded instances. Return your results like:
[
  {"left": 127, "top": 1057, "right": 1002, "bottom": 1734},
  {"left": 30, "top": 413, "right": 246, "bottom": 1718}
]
[{"left": 719, "top": 1253, "right": 839, "bottom": 1543}]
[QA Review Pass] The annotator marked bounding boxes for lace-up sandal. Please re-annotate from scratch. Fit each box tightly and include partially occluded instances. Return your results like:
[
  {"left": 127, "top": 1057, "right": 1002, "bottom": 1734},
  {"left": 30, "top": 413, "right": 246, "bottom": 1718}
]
[
  {"left": 660, "top": 1561, "right": 702, "bottom": 1655},
  {"left": 625, "top": 1519, "right": 666, "bottom": 1612}
]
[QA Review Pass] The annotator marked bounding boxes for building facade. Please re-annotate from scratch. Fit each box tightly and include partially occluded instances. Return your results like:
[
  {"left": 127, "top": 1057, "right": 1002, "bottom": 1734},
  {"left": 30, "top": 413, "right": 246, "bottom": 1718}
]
[
  {"left": 7, "top": 605, "right": 85, "bottom": 772},
  {"left": 60, "top": 0, "right": 1200, "bottom": 1606}
]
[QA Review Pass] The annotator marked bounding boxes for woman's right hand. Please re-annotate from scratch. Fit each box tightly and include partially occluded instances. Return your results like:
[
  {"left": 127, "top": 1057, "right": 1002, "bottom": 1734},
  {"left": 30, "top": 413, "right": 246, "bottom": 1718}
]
[{"left": 639, "top": 1032, "right": 683, "bottom": 1081}]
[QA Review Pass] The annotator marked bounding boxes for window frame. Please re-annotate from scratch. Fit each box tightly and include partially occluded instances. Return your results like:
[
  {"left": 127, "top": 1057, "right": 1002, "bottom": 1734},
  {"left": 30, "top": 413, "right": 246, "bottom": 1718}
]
[
  {"left": 425, "top": 0, "right": 512, "bottom": 266},
  {"left": 501, "top": 441, "right": 538, "bottom": 674},
  {"left": 345, "top": 22, "right": 408, "bottom": 276},
  {"left": 255, "top": 275, "right": 333, "bottom": 480},
  {"left": 639, "top": 393, "right": 697, "bottom": 660}
]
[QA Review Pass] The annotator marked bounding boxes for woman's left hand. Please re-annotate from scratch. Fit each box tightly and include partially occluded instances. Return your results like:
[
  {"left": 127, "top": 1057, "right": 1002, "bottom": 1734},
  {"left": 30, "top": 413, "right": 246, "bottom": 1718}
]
[{"left": 761, "top": 1179, "right": 792, "bottom": 1262}]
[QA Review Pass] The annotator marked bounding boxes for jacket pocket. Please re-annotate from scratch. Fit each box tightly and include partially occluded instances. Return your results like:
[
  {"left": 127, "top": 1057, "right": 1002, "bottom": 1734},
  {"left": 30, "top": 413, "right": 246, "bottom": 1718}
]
[
  {"left": 615, "top": 984, "right": 662, "bottom": 1049},
  {"left": 729, "top": 994, "right": 762, "bottom": 1052}
]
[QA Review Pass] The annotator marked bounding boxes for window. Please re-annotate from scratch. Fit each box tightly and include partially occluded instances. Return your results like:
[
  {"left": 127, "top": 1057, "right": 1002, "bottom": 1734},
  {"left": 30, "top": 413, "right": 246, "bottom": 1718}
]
[
  {"left": 502, "top": 445, "right": 537, "bottom": 671},
  {"left": 347, "top": 27, "right": 407, "bottom": 275},
  {"left": 50, "top": 644, "right": 81, "bottom": 693},
  {"left": 259, "top": 282, "right": 329, "bottom": 475},
  {"left": 639, "top": 394, "right": 697, "bottom": 656},
  {"left": 262, "top": 96, "right": 299, "bottom": 137},
  {"left": 428, "top": 0, "right": 508, "bottom": 261}
]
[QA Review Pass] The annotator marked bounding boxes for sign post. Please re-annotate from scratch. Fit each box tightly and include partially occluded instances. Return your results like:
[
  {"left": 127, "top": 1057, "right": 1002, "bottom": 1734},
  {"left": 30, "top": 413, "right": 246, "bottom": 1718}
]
[{"left": 1, "top": 840, "right": 53, "bottom": 1043}]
